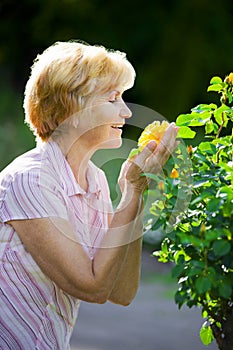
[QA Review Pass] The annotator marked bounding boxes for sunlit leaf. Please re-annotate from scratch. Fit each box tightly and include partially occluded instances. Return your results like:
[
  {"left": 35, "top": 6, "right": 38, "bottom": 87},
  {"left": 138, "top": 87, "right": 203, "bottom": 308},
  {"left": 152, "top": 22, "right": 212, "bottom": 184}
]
[
  {"left": 210, "top": 76, "right": 222, "bottom": 84},
  {"left": 207, "top": 84, "right": 222, "bottom": 92},
  {"left": 205, "top": 120, "right": 214, "bottom": 134},
  {"left": 177, "top": 126, "right": 196, "bottom": 139},
  {"left": 199, "top": 142, "right": 216, "bottom": 154},
  {"left": 128, "top": 148, "right": 140, "bottom": 158},
  {"left": 200, "top": 322, "right": 214, "bottom": 345},
  {"left": 214, "top": 104, "right": 231, "bottom": 126}
]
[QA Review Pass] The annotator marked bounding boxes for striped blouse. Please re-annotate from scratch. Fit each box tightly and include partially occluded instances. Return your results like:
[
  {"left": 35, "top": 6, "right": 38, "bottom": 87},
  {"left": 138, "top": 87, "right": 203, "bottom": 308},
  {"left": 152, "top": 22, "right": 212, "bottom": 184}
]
[{"left": 0, "top": 141, "right": 112, "bottom": 349}]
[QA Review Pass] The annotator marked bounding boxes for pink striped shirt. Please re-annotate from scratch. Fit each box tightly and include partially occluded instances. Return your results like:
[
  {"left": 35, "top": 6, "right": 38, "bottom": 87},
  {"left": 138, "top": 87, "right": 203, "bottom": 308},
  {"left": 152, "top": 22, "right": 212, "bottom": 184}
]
[{"left": 0, "top": 141, "right": 112, "bottom": 349}]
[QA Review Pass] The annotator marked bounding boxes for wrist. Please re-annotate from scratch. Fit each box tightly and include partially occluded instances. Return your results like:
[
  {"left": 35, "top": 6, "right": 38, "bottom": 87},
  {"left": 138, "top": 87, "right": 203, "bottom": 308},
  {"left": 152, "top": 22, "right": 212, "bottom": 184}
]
[
  {"left": 126, "top": 177, "right": 149, "bottom": 195},
  {"left": 121, "top": 182, "right": 144, "bottom": 205}
]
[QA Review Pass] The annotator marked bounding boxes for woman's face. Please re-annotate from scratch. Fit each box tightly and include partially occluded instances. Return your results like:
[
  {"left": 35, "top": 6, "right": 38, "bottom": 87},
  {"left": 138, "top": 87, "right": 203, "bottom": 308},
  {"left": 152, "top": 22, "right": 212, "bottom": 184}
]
[{"left": 77, "top": 89, "right": 132, "bottom": 150}]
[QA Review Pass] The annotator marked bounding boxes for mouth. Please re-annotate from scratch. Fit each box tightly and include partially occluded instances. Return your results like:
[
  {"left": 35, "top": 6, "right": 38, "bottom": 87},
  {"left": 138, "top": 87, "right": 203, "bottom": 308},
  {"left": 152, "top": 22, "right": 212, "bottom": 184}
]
[{"left": 111, "top": 124, "right": 124, "bottom": 130}]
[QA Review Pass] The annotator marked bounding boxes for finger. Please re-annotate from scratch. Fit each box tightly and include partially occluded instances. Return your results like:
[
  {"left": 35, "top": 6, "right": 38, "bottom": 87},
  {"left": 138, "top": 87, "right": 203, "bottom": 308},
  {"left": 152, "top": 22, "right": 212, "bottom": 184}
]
[
  {"left": 155, "top": 124, "right": 178, "bottom": 158},
  {"left": 145, "top": 125, "right": 178, "bottom": 173},
  {"left": 133, "top": 140, "right": 157, "bottom": 169},
  {"left": 160, "top": 123, "right": 179, "bottom": 152}
]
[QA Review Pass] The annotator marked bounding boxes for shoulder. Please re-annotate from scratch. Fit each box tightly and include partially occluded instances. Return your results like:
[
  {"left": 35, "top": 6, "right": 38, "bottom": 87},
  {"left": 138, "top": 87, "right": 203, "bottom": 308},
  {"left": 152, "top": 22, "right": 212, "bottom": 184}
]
[
  {"left": 0, "top": 142, "right": 64, "bottom": 191},
  {"left": 0, "top": 147, "right": 41, "bottom": 190},
  {"left": 0, "top": 142, "right": 66, "bottom": 206},
  {"left": 0, "top": 145, "right": 69, "bottom": 222}
]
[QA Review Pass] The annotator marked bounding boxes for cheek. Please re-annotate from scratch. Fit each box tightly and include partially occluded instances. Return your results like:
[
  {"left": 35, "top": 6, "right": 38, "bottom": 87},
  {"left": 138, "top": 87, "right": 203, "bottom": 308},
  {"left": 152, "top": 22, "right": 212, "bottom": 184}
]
[{"left": 92, "top": 125, "right": 110, "bottom": 138}]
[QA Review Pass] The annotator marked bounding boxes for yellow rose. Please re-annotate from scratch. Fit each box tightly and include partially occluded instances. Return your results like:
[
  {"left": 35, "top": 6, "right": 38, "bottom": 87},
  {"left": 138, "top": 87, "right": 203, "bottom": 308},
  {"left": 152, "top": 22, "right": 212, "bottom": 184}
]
[
  {"left": 138, "top": 120, "right": 170, "bottom": 151},
  {"left": 170, "top": 168, "right": 179, "bottom": 179},
  {"left": 187, "top": 145, "right": 193, "bottom": 154},
  {"left": 226, "top": 72, "right": 233, "bottom": 85},
  {"left": 158, "top": 181, "right": 165, "bottom": 191}
]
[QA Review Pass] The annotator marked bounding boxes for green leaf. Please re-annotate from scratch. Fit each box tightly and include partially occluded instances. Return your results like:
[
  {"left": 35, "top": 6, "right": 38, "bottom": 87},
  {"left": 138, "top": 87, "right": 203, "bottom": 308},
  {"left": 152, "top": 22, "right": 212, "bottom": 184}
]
[
  {"left": 190, "top": 190, "right": 212, "bottom": 205},
  {"left": 200, "top": 322, "right": 214, "bottom": 346},
  {"left": 195, "top": 276, "right": 212, "bottom": 294},
  {"left": 171, "top": 264, "right": 185, "bottom": 278},
  {"left": 206, "top": 198, "right": 221, "bottom": 213},
  {"left": 177, "top": 126, "right": 196, "bottom": 139},
  {"left": 213, "top": 240, "right": 231, "bottom": 257},
  {"left": 143, "top": 173, "right": 161, "bottom": 182},
  {"left": 226, "top": 90, "right": 233, "bottom": 103},
  {"left": 188, "top": 266, "right": 202, "bottom": 277},
  {"left": 219, "top": 282, "right": 232, "bottom": 299},
  {"left": 205, "top": 120, "right": 214, "bottom": 134},
  {"left": 207, "top": 84, "right": 223, "bottom": 92},
  {"left": 199, "top": 141, "right": 216, "bottom": 154},
  {"left": 202, "top": 310, "right": 208, "bottom": 318},
  {"left": 214, "top": 104, "right": 231, "bottom": 125},
  {"left": 192, "top": 103, "right": 216, "bottom": 112},
  {"left": 176, "top": 114, "right": 196, "bottom": 126},
  {"left": 174, "top": 290, "right": 187, "bottom": 308},
  {"left": 218, "top": 186, "right": 233, "bottom": 200},
  {"left": 210, "top": 76, "right": 223, "bottom": 84},
  {"left": 128, "top": 148, "right": 140, "bottom": 158},
  {"left": 193, "top": 179, "right": 212, "bottom": 188},
  {"left": 222, "top": 201, "right": 233, "bottom": 217},
  {"left": 151, "top": 219, "right": 164, "bottom": 231},
  {"left": 176, "top": 112, "right": 210, "bottom": 127},
  {"left": 205, "top": 230, "right": 221, "bottom": 242}
]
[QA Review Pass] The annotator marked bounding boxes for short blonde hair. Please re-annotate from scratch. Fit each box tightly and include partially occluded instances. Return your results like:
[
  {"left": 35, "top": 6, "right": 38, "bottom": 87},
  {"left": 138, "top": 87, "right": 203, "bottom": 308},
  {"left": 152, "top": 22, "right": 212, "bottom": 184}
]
[{"left": 24, "top": 41, "right": 136, "bottom": 141}]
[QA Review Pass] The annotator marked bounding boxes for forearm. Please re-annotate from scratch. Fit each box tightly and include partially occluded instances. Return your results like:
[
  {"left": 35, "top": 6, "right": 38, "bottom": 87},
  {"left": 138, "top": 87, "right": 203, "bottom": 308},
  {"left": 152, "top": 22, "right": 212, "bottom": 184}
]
[
  {"left": 92, "top": 184, "right": 143, "bottom": 300},
  {"left": 107, "top": 196, "right": 144, "bottom": 305},
  {"left": 107, "top": 236, "right": 143, "bottom": 305}
]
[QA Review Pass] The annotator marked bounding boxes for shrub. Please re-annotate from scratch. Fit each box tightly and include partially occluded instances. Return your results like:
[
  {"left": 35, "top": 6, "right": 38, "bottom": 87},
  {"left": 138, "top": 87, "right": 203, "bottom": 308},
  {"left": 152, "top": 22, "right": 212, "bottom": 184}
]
[{"left": 147, "top": 73, "right": 233, "bottom": 349}]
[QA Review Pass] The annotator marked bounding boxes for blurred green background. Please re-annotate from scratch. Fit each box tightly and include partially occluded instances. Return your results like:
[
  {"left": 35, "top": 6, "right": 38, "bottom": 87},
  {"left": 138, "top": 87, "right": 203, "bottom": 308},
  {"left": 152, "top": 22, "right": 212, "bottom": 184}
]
[{"left": 1, "top": 0, "right": 233, "bottom": 172}]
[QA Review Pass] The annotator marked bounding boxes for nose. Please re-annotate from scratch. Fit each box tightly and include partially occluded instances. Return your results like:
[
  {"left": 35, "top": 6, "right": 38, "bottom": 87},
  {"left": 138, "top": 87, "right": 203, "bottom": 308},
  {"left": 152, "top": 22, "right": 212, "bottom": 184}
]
[{"left": 119, "top": 101, "right": 132, "bottom": 119}]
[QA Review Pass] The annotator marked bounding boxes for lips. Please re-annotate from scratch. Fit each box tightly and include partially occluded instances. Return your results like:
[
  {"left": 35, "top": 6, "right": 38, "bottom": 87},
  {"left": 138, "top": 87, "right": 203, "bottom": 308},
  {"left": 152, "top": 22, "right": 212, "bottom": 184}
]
[{"left": 111, "top": 124, "right": 124, "bottom": 129}]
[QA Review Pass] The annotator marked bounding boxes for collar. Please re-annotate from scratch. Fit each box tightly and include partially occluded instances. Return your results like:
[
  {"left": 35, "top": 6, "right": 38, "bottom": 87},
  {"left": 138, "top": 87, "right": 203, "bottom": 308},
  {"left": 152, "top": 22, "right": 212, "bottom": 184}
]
[{"left": 39, "top": 141, "right": 101, "bottom": 197}]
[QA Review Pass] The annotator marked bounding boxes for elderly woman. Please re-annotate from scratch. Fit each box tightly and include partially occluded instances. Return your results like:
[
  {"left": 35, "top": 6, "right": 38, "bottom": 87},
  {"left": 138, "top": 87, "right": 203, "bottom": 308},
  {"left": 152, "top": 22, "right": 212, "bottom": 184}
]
[{"left": 0, "top": 41, "right": 178, "bottom": 349}]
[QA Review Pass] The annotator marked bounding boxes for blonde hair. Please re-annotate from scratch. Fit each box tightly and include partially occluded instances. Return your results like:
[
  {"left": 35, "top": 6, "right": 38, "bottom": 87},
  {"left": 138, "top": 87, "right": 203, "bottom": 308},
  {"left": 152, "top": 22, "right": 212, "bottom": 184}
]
[{"left": 23, "top": 41, "right": 136, "bottom": 141}]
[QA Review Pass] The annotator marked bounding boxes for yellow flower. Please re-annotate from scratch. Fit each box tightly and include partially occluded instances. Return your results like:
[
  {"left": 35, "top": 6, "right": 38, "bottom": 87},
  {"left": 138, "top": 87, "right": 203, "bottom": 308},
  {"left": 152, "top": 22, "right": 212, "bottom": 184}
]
[
  {"left": 187, "top": 145, "right": 193, "bottom": 154},
  {"left": 227, "top": 72, "right": 233, "bottom": 85},
  {"left": 170, "top": 168, "right": 179, "bottom": 179},
  {"left": 158, "top": 181, "right": 165, "bottom": 191},
  {"left": 138, "top": 120, "right": 170, "bottom": 150}
]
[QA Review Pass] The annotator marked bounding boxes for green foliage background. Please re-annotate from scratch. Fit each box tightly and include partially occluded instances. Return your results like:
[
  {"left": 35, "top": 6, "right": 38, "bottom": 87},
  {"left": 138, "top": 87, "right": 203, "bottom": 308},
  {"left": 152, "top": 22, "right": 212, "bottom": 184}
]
[{"left": 1, "top": 0, "right": 233, "bottom": 171}]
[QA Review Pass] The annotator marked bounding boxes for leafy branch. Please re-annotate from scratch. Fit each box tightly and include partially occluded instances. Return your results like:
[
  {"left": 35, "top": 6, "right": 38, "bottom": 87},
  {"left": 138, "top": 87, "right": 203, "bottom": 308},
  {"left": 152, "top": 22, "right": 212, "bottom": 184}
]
[{"left": 146, "top": 73, "right": 233, "bottom": 349}]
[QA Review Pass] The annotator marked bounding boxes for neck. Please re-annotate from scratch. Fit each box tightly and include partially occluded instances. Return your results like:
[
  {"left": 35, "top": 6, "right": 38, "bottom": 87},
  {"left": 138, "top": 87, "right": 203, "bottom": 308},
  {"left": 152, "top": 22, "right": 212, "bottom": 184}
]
[{"left": 56, "top": 135, "right": 96, "bottom": 192}]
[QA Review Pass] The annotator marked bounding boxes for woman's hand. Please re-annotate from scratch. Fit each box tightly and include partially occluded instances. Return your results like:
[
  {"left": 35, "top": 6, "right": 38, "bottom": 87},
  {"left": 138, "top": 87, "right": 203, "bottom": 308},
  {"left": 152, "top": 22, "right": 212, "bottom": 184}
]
[{"left": 118, "top": 122, "right": 179, "bottom": 193}]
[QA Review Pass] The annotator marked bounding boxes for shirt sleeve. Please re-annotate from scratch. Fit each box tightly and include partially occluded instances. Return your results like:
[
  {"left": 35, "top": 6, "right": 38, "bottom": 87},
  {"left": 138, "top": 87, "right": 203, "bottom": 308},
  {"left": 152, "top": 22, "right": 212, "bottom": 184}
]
[{"left": 0, "top": 170, "right": 69, "bottom": 223}]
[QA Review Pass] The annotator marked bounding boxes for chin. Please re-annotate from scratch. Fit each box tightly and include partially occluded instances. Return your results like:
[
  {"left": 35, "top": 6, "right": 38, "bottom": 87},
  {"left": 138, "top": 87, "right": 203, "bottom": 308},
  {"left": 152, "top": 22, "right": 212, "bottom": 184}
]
[{"left": 99, "top": 138, "right": 122, "bottom": 150}]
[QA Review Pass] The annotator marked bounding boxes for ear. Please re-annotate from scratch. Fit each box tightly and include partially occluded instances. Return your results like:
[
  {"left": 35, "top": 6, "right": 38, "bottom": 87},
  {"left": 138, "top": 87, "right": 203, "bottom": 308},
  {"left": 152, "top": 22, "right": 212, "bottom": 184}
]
[{"left": 73, "top": 117, "right": 79, "bottom": 128}]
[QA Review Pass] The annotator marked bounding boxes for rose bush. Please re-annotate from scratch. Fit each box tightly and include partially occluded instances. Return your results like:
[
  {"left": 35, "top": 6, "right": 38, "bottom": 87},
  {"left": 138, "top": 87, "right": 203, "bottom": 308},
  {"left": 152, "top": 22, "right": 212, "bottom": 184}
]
[{"left": 145, "top": 73, "right": 233, "bottom": 349}]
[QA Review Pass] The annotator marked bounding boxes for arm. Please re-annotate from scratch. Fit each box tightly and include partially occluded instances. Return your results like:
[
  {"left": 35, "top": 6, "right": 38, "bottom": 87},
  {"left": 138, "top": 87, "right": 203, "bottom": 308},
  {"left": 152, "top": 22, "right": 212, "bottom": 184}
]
[
  {"left": 107, "top": 235, "right": 143, "bottom": 305},
  {"left": 9, "top": 123, "right": 178, "bottom": 305},
  {"left": 9, "top": 182, "right": 143, "bottom": 305},
  {"left": 107, "top": 197, "right": 144, "bottom": 305},
  {"left": 105, "top": 122, "right": 179, "bottom": 304}
]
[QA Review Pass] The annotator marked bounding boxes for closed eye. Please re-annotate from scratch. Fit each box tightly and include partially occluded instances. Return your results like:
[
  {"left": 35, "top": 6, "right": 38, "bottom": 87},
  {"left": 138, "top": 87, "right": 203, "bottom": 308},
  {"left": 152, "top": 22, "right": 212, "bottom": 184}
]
[
  {"left": 108, "top": 90, "right": 123, "bottom": 103},
  {"left": 109, "top": 98, "right": 118, "bottom": 103}
]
